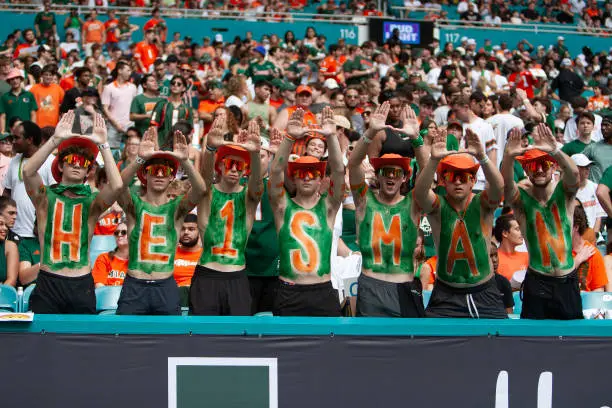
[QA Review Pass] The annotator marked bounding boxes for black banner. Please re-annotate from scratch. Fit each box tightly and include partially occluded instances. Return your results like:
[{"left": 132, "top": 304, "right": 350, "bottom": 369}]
[{"left": 1, "top": 334, "right": 611, "bottom": 407}]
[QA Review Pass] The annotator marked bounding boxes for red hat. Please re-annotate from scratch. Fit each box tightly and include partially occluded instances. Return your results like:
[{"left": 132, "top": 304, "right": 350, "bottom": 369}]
[
  {"left": 436, "top": 153, "right": 480, "bottom": 177},
  {"left": 215, "top": 144, "right": 251, "bottom": 175},
  {"left": 296, "top": 85, "right": 313, "bottom": 95},
  {"left": 516, "top": 149, "right": 555, "bottom": 165},
  {"left": 287, "top": 156, "right": 326, "bottom": 179},
  {"left": 180, "top": 63, "right": 193, "bottom": 71},
  {"left": 137, "top": 153, "right": 179, "bottom": 185},
  {"left": 370, "top": 153, "right": 412, "bottom": 175},
  {"left": 51, "top": 136, "right": 99, "bottom": 182}
]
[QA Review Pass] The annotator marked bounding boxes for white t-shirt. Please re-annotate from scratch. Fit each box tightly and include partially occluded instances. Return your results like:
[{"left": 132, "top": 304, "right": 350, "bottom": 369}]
[
  {"left": 576, "top": 180, "right": 606, "bottom": 228},
  {"left": 225, "top": 95, "right": 246, "bottom": 108},
  {"left": 464, "top": 117, "right": 497, "bottom": 191},
  {"left": 100, "top": 81, "right": 138, "bottom": 129},
  {"left": 470, "top": 69, "right": 493, "bottom": 93},
  {"left": 486, "top": 113, "right": 524, "bottom": 167},
  {"left": 3, "top": 154, "right": 55, "bottom": 238},
  {"left": 433, "top": 105, "right": 451, "bottom": 126},
  {"left": 564, "top": 114, "right": 603, "bottom": 143}
]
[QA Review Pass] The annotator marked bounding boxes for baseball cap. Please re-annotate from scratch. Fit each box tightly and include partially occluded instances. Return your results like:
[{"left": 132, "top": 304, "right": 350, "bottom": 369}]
[
  {"left": 323, "top": 78, "right": 339, "bottom": 89},
  {"left": 214, "top": 33, "right": 223, "bottom": 43},
  {"left": 165, "top": 54, "right": 179, "bottom": 63},
  {"left": 254, "top": 46, "right": 266, "bottom": 56},
  {"left": 561, "top": 58, "right": 572, "bottom": 67},
  {"left": 296, "top": 85, "right": 313, "bottom": 95},
  {"left": 0, "top": 133, "right": 12, "bottom": 142},
  {"left": 557, "top": 36, "right": 565, "bottom": 41},
  {"left": 571, "top": 153, "right": 593, "bottom": 167}
]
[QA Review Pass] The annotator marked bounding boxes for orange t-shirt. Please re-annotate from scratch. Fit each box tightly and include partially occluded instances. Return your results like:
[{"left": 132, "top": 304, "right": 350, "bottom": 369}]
[
  {"left": 422, "top": 256, "right": 437, "bottom": 285},
  {"left": 29, "top": 83, "right": 64, "bottom": 128},
  {"left": 319, "top": 56, "right": 341, "bottom": 80},
  {"left": 105, "top": 18, "right": 119, "bottom": 44},
  {"left": 82, "top": 20, "right": 105, "bottom": 44},
  {"left": 134, "top": 41, "right": 159, "bottom": 73},
  {"left": 497, "top": 250, "right": 529, "bottom": 281},
  {"left": 173, "top": 246, "right": 203, "bottom": 286},
  {"left": 587, "top": 95, "right": 609, "bottom": 112},
  {"left": 198, "top": 97, "right": 225, "bottom": 134},
  {"left": 94, "top": 211, "right": 122, "bottom": 235},
  {"left": 573, "top": 242, "right": 608, "bottom": 291},
  {"left": 92, "top": 252, "right": 128, "bottom": 286},
  {"left": 59, "top": 75, "right": 75, "bottom": 91}
]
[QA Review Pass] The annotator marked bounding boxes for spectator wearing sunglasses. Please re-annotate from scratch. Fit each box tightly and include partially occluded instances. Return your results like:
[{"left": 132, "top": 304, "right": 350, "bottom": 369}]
[
  {"left": 415, "top": 127, "right": 506, "bottom": 319},
  {"left": 150, "top": 75, "right": 195, "bottom": 151},
  {"left": 92, "top": 222, "right": 128, "bottom": 287}
]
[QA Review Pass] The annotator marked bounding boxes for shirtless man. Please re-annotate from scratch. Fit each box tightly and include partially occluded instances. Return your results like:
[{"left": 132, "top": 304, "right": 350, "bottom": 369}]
[
  {"left": 502, "top": 124, "right": 582, "bottom": 319},
  {"left": 190, "top": 119, "right": 263, "bottom": 315},
  {"left": 269, "top": 106, "right": 344, "bottom": 316},
  {"left": 348, "top": 102, "right": 428, "bottom": 317},
  {"left": 414, "top": 129, "right": 507, "bottom": 318},
  {"left": 116, "top": 127, "right": 205, "bottom": 315},
  {"left": 23, "top": 111, "right": 123, "bottom": 313}
]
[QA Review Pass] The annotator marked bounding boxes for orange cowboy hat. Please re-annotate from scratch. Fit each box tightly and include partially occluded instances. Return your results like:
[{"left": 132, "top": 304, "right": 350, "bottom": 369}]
[
  {"left": 516, "top": 149, "right": 556, "bottom": 165},
  {"left": 436, "top": 153, "right": 480, "bottom": 177},
  {"left": 51, "top": 136, "right": 99, "bottom": 182},
  {"left": 215, "top": 144, "right": 251, "bottom": 175},
  {"left": 137, "top": 152, "right": 179, "bottom": 185},
  {"left": 370, "top": 153, "right": 412, "bottom": 175},
  {"left": 287, "top": 156, "right": 327, "bottom": 179}
]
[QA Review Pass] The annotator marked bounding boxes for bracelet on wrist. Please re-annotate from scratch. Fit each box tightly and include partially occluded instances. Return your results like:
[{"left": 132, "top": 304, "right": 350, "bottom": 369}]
[
  {"left": 97, "top": 142, "right": 110, "bottom": 150},
  {"left": 478, "top": 155, "right": 490, "bottom": 165},
  {"left": 285, "top": 133, "right": 296, "bottom": 142},
  {"left": 135, "top": 156, "right": 146, "bottom": 165},
  {"left": 411, "top": 135, "right": 424, "bottom": 148},
  {"left": 205, "top": 144, "right": 217, "bottom": 152},
  {"left": 362, "top": 136, "right": 373, "bottom": 144}
]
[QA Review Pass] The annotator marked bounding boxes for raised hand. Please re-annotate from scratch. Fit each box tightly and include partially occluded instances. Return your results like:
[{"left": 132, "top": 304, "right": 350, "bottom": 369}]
[
  {"left": 205, "top": 117, "right": 227, "bottom": 149},
  {"left": 268, "top": 127, "right": 282, "bottom": 154},
  {"left": 138, "top": 127, "right": 157, "bottom": 160},
  {"left": 388, "top": 106, "right": 419, "bottom": 140},
  {"left": 574, "top": 243, "right": 596, "bottom": 265},
  {"left": 169, "top": 130, "right": 189, "bottom": 161},
  {"left": 90, "top": 112, "right": 108, "bottom": 144},
  {"left": 286, "top": 108, "right": 310, "bottom": 140},
  {"left": 504, "top": 127, "right": 528, "bottom": 158},
  {"left": 532, "top": 123, "right": 557, "bottom": 153},
  {"left": 314, "top": 106, "right": 336, "bottom": 138},
  {"left": 516, "top": 88, "right": 528, "bottom": 102},
  {"left": 430, "top": 128, "right": 451, "bottom": 160},
  {"left": 368, "top": 101, "right": 390, "bottom": 133},
  {"left": 462, "top": 128, "right": 486, "bottom": 159},
  {"left": 54, "top": 110, "right": 76, "bottom": 141},
  {"left": 242, "top": 120, "right": 261, "bottom": 152}
]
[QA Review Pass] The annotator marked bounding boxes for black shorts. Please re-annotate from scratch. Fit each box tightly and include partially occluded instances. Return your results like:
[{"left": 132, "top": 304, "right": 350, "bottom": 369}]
[
  {"left": 30, "top": 270, "right": 96, "bottom": 314},
  {"left": 273, "top": 280, "right": 341, "bottom": 317},
  {"left": 356, "top": 274, "right": 425, "bottom": 317},
  {"left": 248, "top": 276, "right": 278, "bottom": 314},
  {"left": 189, "top": 265, "right": 252, "bottom": 316},
  {"left": 116, "top": 275, "right": 180, "bottom": 315},
  {"left": 426, "top": 277, "right": 508, "bottom": 319},
  {"left": 520, "top": 268, "right": 583, "bottom": 320}
]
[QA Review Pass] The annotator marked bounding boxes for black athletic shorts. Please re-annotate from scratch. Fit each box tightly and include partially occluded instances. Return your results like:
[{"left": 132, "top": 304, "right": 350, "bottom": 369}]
[
  {"left": 248, "top": 276, "right": 278, "bottom": 314},
  {"left": 426, "top": 277, "right": 508, "bottom": 319},
  {"left": 116, "top": 274, "right": 180, "bottom": 315},
  {"left": 189, "top": 265, "right": 252, "bottom": 316},
  {"left": 273, "top": 280, "right": 341, "bottom": 317},
  {"left": 520, "top": 268, "right": 583, "bottom": 320},
  {"left": 30, "top": 270, "right": 96, "bottom": 314},
  {"left": 356, "top": 274, "right": 425, "bottom": 317}
]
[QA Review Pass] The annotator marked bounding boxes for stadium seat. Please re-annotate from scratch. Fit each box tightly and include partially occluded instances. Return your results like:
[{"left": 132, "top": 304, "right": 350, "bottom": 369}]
[
  {"left": 90, "top": 235, "right": 117, "bottom": 267},
  {"left": 0, "top": 284, "right": 18, "bottom": 312},
  {"left": 422, "top": 290, "right": 431, "bottom": 308},
  {"left": 581, "top": 292, "right": 612, "bottom": 310},
  {"left": 512, "top": 292, "right": 522, "bottom": 315},
  {"left": 20, "top": 284, "right": 35, "bottom": 312},
  {"left": 95, "top": 286, "right": 122, "bottom": 314},
  {"left": 581, "top": 90, "right": 595, "bottom": 99}
]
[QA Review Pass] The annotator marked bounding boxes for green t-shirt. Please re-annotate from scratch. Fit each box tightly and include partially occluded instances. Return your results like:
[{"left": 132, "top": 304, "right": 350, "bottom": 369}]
[
  {"left": 0, "top": 90, "right": 38, "bottom": 129},
  {"left": 561, "top": 139, "right": 592, "bottom": 156},
  {"left": 18, "top": 237, "right": 41, "bottom": 266},
  {"left": 343, "top": 56, "right": 374, "bottom": 86},
  {"left": 583, "top": 141, "right": 612, "bottom": 183},
  {"left": 150, "top": 100, "right": 194, "bottom": 150},
  {"left": 245, "top": 60, "right": 278, "bottom": 83},
  {"left": 159, "top": 78, "right": 171, "bottom": 98},
  {"left": 341, "top": 207, "right": 359, "bottom": 252},
  {"left": 35, "top": 11, "right": 56, "bottom": 36},
  {"left": 600, "top": 166, "right": 612, "bottom": 189},
  {"left": 130, "top": 94, "right": 164, "bottom": 135},
  {"left": 245, "top": 180, "right": 279, "bottom": 277}
]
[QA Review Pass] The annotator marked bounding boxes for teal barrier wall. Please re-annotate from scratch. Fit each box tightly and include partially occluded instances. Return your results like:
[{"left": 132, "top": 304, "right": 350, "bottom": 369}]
[
  {"left": 0, "top": 13, "right": 359, "bottom": 46},
  {"left": 439, "top": 26, "right": 610, "bottom": 57}
]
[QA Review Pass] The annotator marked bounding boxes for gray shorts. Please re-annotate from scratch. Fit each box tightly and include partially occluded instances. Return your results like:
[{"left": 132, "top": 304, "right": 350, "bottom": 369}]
[
  {"left": 425, "top": 277, "right": 507, "bottom": 319},
  {"left": 356, "top": 274, "right": 425, "bottom": 318}
]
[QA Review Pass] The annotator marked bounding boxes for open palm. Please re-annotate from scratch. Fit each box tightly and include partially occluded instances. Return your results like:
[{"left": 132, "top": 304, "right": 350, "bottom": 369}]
[{"left": 286, "top": 108, "right": 310, "bottom": 140}]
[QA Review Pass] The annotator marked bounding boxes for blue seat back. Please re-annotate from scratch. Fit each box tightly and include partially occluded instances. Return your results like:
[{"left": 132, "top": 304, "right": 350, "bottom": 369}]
[
  {"left": 95, "top": 286, "right": 122, "bottom": 313},
  {"left": 422, "top": 290, "right": 431, "bottom": 308},
  {"left": 512, "top": 292, "right": 522, "bottom": 315},
  {"left": 581, "top": 292, "right": 612, "bottom": 310},
  {"left": 0, "top": 284, "right": 18, "bottom": 312},
  {"left": 21, "top": 284, "right": 36, "bottom": 312}
]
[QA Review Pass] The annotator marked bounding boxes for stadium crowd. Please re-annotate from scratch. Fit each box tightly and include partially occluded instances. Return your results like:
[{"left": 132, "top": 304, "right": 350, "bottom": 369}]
[{"left": 0, "top": 0, "right": 610, "bottom": 319}]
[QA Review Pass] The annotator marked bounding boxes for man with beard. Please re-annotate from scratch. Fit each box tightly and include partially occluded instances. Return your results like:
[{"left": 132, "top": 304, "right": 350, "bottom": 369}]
[
  {"left": 269, "top": 106, "right": 344, "bottom": 316},
  {"left": 190, "top": 119, "right": 262, "bottom": 316},
  {"left": 173, "top": 213, "right": 203, "bottom": 307},
  {"left": 502, "top": 124, "right": 581, "bottom": 319},
  {"left": 349, "top": 102, "right": 428, "bottom": 317},
  {"left": 116, "top": 127, "right": 205, "bottom": 315},
  {"left": 414, "top": 128, "right": 506, "bottom": 319},
  {"left": 22, "top": 111, "right": 123, "bottom": 313}
]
